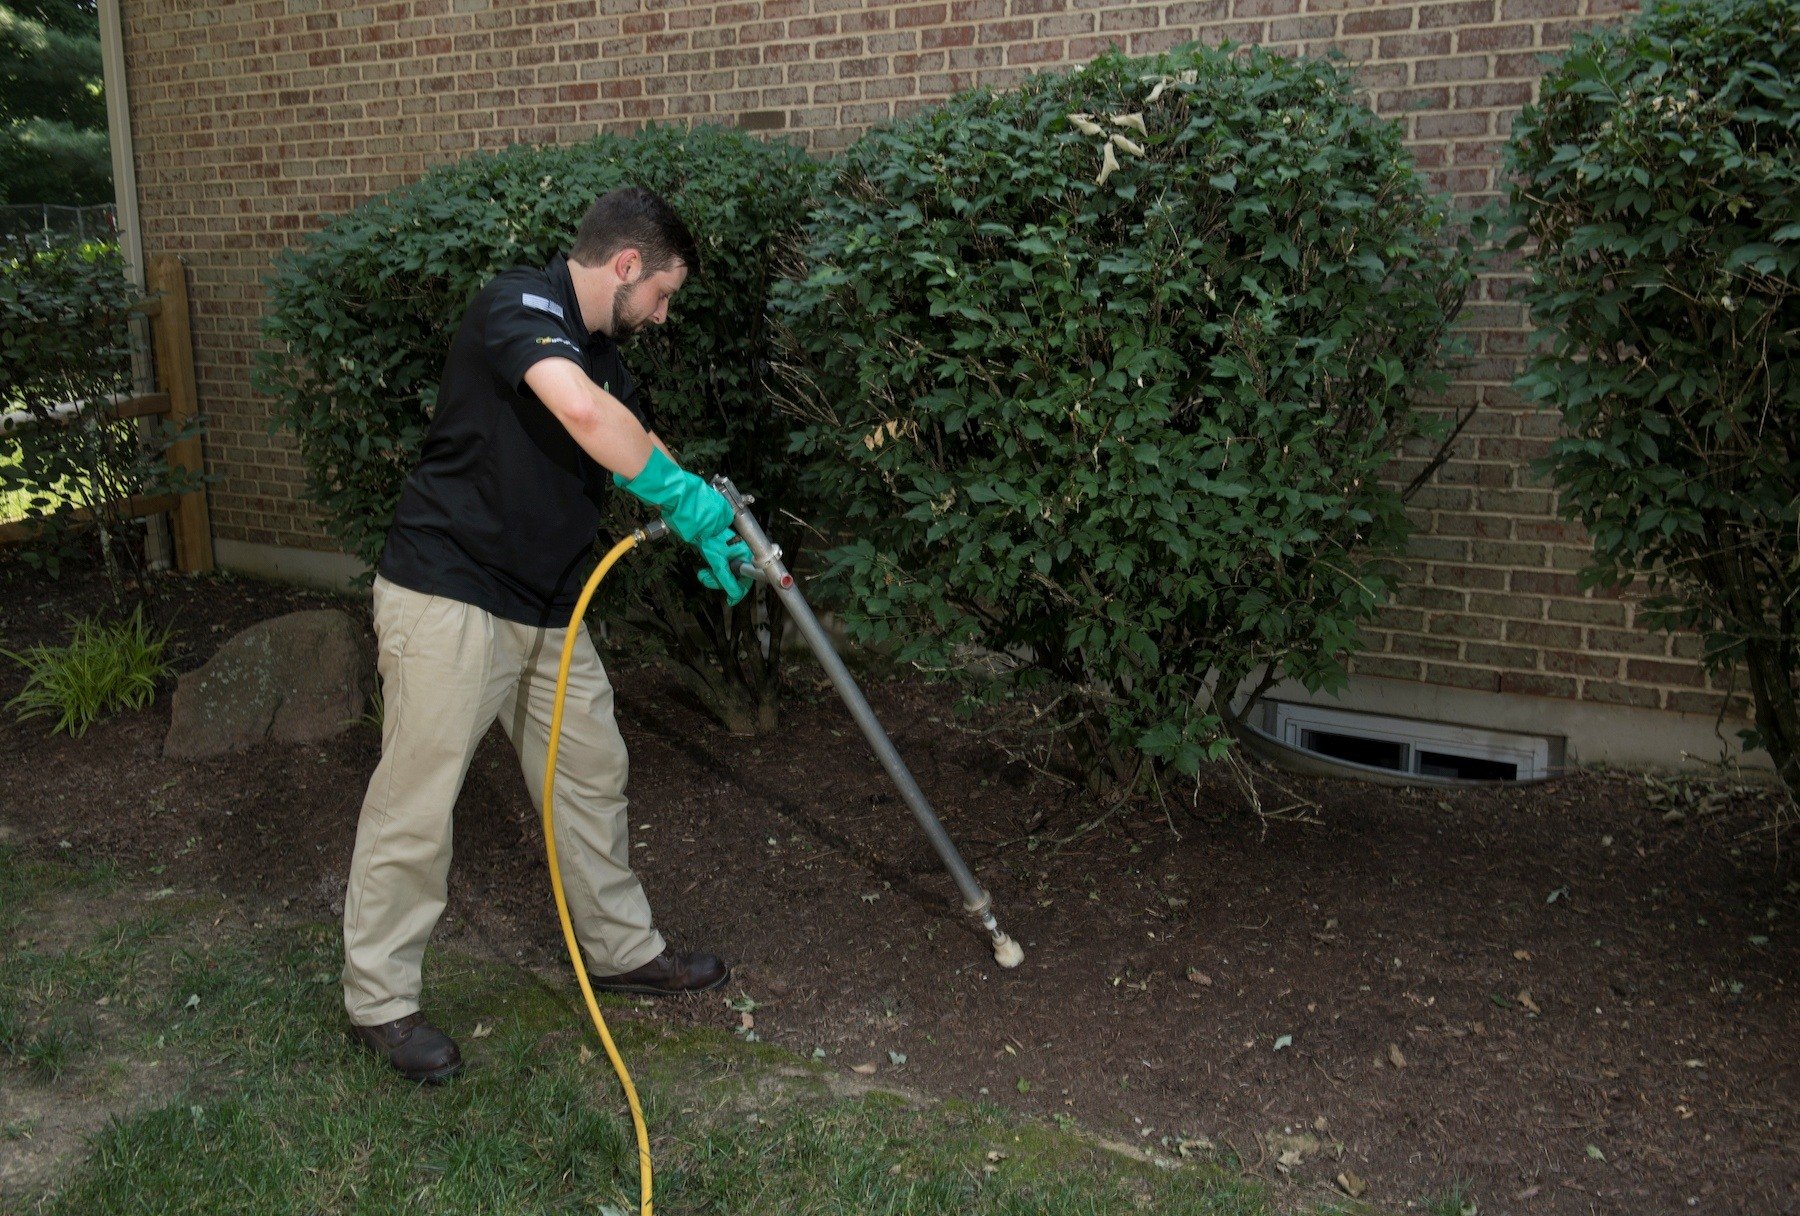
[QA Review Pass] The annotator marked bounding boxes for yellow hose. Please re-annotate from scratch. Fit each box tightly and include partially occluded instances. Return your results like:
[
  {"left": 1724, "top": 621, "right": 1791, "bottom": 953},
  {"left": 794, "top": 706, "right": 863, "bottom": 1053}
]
[{"left": 544, "top": 530, "right": 654, "bottom": 1216}]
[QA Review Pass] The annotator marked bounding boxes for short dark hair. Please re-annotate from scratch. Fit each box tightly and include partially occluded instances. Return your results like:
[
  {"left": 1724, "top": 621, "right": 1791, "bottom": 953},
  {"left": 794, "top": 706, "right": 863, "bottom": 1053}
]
[{"left": 570, "top": 186, "right": 699, "bottom": 277}]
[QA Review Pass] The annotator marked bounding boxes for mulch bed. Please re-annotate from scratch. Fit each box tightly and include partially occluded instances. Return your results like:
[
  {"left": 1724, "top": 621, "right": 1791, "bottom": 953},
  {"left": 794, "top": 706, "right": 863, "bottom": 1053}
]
[{"left": 2, "top": 556, "right": 1794, "bottom": 1215}]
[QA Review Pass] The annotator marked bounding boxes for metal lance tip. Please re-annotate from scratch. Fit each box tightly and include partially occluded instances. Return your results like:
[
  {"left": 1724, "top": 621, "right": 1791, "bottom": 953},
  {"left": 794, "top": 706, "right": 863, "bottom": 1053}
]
[
  {"left": 973, "top": 904, "right": 1024, "bottom": 969},
  {"left": 991, "top": 932, "right": 1025, "bottom": 969}
]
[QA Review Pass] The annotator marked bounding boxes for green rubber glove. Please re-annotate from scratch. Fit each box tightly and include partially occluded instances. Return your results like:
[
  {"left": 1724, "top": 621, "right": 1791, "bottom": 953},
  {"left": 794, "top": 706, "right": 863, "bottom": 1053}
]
[
  {"left": 696, "top": 531, "right": 753, "bottom": 605},
  {"left": 611, "top": 447, "right": 733, "bottom": 545}
]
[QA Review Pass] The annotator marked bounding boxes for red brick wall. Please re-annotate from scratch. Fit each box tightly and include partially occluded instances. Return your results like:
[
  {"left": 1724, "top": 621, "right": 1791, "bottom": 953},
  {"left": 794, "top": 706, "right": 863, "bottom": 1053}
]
[{"left": 118, "top": 0, "right": 1740, "bottom": 719}]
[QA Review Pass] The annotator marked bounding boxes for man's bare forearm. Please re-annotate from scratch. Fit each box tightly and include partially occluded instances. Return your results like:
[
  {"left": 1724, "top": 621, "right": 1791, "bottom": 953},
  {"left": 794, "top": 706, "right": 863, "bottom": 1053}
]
[{"left": 523, "top": 357, "right": 657, "bottom": 478}]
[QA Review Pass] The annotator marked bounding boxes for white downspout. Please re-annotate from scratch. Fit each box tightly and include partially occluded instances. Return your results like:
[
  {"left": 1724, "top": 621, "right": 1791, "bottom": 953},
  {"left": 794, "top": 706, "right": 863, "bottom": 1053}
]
[{"left": 97, "top": 0, "right": 144, "bottom": 278}]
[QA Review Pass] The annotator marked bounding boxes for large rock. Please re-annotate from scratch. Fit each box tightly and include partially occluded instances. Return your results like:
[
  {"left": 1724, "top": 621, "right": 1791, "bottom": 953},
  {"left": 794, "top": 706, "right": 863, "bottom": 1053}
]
[{"left": 164, "top": 609, "right": 373, "bottom": 759}]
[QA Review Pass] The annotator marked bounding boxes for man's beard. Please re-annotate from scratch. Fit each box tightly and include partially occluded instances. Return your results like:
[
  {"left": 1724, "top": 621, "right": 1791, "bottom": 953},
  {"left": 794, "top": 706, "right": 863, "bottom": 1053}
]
[{"left": 611, "top": 282, "right": 650, "bottom": 337}]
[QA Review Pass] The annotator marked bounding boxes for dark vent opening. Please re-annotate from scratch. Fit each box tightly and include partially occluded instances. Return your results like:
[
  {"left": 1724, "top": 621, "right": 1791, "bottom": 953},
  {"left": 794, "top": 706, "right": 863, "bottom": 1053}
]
[
  {"left": 1300, "top": 729, "right": 1406, "bottom": 771},
  {"left": 1417, "top": 751, "right": 1519, "bottom": 782}
]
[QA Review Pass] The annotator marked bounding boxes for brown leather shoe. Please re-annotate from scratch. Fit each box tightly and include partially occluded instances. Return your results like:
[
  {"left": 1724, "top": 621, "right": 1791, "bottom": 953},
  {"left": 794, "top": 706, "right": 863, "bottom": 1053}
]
[
  {"left": 589, "top": 949, "right": 730, "bottom": 996},
  {"left": 350, "top": 1012, "right": 463, "bottom": 1083}
]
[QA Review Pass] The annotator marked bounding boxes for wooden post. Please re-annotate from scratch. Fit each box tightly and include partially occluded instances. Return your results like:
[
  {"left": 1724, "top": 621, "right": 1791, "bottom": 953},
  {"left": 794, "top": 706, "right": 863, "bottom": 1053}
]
[{"left": 146, "top": 254, "right": 213, "bottom": 573}]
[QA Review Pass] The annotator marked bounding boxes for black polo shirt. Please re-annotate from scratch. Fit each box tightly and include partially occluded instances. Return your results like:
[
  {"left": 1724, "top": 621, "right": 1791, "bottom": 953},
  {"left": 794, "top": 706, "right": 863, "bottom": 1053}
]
[{"left": 377, "top": 253, "right": 653, "bottom": 626}]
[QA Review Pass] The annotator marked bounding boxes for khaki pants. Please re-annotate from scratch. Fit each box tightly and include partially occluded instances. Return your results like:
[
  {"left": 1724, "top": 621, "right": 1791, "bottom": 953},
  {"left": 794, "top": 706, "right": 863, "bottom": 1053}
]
[{"left": 342, "top": 575, "right": 664, "bottom": 1025}]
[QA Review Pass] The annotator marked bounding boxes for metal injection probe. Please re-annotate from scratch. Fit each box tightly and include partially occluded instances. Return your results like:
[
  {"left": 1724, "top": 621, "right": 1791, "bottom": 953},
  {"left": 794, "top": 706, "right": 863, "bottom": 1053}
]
[{"left": 713, "top": 476, "right": 1025, "bottom": 970}]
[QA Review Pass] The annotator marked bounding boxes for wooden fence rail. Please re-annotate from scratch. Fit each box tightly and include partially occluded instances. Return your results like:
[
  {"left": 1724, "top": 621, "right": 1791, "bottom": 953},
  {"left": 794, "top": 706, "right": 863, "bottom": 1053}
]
[{"left": 0, "top": 254, "right": 213, "bottom": 573}]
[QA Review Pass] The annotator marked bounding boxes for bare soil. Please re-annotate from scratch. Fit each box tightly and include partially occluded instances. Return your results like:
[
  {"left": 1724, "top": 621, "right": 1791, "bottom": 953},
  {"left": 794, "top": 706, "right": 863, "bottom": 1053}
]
[{"left": 2, "top": 559, "right": 1794, "bottom": 1215}]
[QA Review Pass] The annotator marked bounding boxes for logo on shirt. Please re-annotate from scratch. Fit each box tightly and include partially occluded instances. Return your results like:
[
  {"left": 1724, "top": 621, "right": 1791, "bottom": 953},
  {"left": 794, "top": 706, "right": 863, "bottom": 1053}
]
[
  {"left": 536, "top": 335, "right": 582, "bottom": 353},
  {"left": 521, "top": 293, "right": 565, "bottom": 320}
]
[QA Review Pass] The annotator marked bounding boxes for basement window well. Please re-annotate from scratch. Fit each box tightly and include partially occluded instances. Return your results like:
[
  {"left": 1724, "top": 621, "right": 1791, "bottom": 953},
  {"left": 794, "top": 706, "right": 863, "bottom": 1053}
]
[{"left": 1252, "top": 701, "right": 1560, "bottom": 783}]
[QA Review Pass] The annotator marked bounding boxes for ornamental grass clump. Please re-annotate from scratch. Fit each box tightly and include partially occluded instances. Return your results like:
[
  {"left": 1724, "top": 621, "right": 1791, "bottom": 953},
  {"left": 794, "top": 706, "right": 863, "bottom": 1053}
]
[
  {"left": 3, "top": 606, "right": 172, "bottom": 737},
  {"left": 775, "top": 45, "right": 1482, "bottom": 797},
  {"left": 1507, "top": 0, "right": 1800, "bottom": 805},
  {"left": 257, "top": 126, "right": 823, "bottom": 733}
]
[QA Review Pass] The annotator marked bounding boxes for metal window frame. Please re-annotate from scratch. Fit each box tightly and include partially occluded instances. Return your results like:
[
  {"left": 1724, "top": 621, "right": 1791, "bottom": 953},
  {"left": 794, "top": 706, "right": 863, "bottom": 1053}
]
[{"left": 1267, "top": 701, "right": 1553, "bottom": 781}]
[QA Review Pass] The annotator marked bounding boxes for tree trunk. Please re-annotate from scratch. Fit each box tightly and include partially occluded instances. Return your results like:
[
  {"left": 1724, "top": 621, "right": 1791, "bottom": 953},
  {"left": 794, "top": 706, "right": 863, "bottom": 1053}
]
[
  {"left": 1703, "top": 538, "right": 1798, "bottom": 805},
  {"left": 1743, "top": 634, "right": 1800, "bottom": 804},
  {"left": 664, "top": 659, "right": 763, "bottom": 736},
  {"left": 626, "top": 567, "right": 790, "bottom": 737}
]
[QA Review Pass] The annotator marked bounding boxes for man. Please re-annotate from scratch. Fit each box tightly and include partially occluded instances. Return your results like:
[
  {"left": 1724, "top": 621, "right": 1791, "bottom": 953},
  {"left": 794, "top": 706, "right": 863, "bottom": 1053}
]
[{"left": 342, "top": 186, "right": 749, "bottom": 1083}]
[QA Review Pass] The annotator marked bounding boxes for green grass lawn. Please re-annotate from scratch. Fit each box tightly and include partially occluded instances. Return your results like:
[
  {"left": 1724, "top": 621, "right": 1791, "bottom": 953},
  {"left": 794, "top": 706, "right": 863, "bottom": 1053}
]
[{"left": 0, "top": 848, "right": 1356, "bottom": 1216}]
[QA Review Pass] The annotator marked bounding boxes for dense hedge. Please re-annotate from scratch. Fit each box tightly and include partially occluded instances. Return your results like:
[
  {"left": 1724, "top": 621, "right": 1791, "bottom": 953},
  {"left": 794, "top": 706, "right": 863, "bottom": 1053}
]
[
  {"left": 1508, "top": 0, "right": 1800, "bottom": 800},
  {"left": 257, "top": 127, "right": 823, "bottom": 730},
  {"left": 774, "top": 45, "right": 1481, "bottom": 789}
]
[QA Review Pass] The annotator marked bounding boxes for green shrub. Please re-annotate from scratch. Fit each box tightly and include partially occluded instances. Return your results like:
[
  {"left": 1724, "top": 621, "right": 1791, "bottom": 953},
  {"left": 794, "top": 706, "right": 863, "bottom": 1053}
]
[
  {"left": 0, "top": 236, "right": 194, "bottom": 590},
  {"left": 1506, "top": 0, "right": 1799, "bottom": 801},
  {"left": 773, "top": 45, "right": 1481, "bottom": 792},
  {"left": 257, "top": 127, "right": 824, "bottom": 732},
  {"left": 3, "top": 605, "right": 172, "bottom": 737}
]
